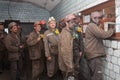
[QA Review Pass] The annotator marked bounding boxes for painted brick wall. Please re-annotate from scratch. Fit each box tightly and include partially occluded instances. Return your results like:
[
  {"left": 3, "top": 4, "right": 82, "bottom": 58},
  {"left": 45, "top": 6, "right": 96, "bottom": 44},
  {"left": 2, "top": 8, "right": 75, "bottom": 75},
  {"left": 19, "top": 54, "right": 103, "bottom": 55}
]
[
  {"left": 0, "top": 1, "right": 50, "bottom": 22},
  {"left": 51, "top": 0, "right": 108, "bottom": 21},
  {"left": 103, "top": 40, "right": 120, "bottom": 80},
  {"left": 103, "top": 0, "right": 120, "bottom": 80}
]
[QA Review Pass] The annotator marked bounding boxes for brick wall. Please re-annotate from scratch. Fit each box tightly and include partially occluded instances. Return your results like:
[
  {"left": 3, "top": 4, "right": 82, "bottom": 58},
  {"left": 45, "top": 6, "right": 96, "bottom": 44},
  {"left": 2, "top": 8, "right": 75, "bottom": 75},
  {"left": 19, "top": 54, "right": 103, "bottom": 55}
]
[
  {"left": 0, "top": 1, "right": 50, "bottom": 22},
  {"left": 102, "top": 0, "right": 120, "bottom": 80},
  {"left": 103, "top": 40, "right": 120, "bottom": 80}
]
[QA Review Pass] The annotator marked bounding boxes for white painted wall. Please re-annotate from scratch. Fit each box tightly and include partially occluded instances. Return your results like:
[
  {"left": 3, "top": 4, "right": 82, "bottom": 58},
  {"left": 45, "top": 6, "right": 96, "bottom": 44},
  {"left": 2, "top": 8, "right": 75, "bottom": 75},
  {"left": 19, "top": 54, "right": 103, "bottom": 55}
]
[{"left": 0, "top": 1, "right": 50, "bottom": 22}]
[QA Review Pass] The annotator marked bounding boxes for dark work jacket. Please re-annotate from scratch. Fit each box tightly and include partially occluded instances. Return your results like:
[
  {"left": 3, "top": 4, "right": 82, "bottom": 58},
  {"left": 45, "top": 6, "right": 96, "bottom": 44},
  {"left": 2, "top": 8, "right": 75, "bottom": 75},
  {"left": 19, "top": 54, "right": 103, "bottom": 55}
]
[
  {"left": 5, "top": 33, "right": 20, "bottom": 61},
  {"left": 85, "top": 22, "right": 114, "bottom": 60},
  {"left": 0, "top": 31, "right": 7, "bottom": 51},
  {"left": 27, "top": 30, "right": 42, "bottom": 60}
]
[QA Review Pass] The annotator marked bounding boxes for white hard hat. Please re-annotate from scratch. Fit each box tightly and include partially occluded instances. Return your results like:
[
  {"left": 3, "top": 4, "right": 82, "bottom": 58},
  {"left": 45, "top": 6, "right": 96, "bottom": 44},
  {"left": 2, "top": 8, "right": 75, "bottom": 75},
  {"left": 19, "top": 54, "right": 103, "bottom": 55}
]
[{"left": 48, "top": 16, "right": 56, "bottom": 23}]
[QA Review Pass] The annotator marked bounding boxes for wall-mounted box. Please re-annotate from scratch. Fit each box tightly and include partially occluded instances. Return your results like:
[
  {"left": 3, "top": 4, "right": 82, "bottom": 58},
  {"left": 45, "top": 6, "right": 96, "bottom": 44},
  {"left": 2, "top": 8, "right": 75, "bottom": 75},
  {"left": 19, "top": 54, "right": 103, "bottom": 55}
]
[
  {"left": 104, "top": 22, "right": 120, "bottom": 38},
  {"left": 104, "top": 22, "right": 115, "bottom": 31}
]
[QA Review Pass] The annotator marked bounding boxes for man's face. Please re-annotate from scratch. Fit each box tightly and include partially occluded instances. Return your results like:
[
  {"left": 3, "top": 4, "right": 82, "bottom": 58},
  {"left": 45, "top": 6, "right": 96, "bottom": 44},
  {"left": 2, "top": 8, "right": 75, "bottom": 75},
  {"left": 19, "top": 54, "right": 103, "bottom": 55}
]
[
  {"left": 67, "top": 19, "right": 77, "bottom": 30},
  {"left": 34, "top": 24, "right": 41, "bottom": 32},
  {"left": 0, "top": 25, "right": 4, "bottom": 31},
  {"left": 91, "top": 12, "right": 102, "bottom": 24},
  {"left": 11, "top": 25, "right": 18, "bottom": 34},
  {"left": 74, "top": 17, "right": 80, "bottom": 25},
  {"left": 49, "top": 21, "right": 56, "bottom": 29}
]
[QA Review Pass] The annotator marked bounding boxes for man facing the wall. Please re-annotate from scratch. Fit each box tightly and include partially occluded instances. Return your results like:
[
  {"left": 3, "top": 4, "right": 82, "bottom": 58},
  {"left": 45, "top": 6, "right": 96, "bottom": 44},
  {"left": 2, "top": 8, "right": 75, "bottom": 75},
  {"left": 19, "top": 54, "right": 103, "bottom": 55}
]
[{"left": 85, "top": 11, "right": 115, "bottom": 80}]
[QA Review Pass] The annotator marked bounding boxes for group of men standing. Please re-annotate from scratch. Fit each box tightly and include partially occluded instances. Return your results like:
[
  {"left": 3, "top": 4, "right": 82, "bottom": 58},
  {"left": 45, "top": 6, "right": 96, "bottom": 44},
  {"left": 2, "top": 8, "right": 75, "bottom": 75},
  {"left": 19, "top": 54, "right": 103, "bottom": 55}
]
[
  {"left": 0, "top": 11, "right": 115, "bottom": 80},
  {"left": 0, "top": 14, "right": 83, "bottom": 80}
]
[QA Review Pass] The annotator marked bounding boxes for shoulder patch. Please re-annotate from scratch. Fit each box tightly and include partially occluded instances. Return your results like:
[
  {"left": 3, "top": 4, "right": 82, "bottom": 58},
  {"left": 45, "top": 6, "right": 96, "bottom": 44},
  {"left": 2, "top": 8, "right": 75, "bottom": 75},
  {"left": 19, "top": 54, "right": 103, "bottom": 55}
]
[{"left": 47, "top": 33, "right": 54, "bottom": 37}]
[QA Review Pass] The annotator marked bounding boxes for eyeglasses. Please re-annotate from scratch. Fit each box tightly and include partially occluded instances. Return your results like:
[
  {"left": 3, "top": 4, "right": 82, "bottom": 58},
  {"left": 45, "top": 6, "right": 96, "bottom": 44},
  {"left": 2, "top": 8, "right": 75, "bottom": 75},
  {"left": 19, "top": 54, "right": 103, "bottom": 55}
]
[{"left": 94, "top": 16, "right": 102, "bottom": 20}]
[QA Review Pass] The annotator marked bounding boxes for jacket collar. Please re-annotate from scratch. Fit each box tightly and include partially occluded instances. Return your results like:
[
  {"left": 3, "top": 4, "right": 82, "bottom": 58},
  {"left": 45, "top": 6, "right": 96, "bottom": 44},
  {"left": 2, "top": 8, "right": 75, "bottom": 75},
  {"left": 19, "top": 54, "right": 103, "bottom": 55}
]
[
  {"left": 33, "top": 30, "right": 39, "bottom": 35},
  {"left": 10, "top": 32, "right": 20, "bottom": 43}
]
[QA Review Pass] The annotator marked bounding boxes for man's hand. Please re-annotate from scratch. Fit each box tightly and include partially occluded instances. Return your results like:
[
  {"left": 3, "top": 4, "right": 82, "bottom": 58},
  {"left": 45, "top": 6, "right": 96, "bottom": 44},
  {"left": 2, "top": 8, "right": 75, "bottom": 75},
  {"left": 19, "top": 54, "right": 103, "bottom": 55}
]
[
  {"left": 19, "top": 44, "right": 24, "bottom": 49},
  {"left": 37, "top": 35, "right": 41, "bottom": 41},
  {"left": 79, "top": 52, "right": 82, "bottom": 57}
]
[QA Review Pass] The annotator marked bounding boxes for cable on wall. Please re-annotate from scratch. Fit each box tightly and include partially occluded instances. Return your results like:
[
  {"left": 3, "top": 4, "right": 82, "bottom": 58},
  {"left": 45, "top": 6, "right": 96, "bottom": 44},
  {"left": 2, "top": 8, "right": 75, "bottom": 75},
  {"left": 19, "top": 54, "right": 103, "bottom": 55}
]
[{"left": 8, "top": 0, "right": 12, "bottom": 20}]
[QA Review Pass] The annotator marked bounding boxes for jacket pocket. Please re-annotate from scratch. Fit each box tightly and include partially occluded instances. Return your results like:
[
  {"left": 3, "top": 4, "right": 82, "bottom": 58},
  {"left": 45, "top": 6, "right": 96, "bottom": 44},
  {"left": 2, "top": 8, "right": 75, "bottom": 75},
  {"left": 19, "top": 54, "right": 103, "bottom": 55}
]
[
  {"left": 30, "top": 47, "right": 36, "bottom": 58},
  {"left": 49, "top": 45, "right": 58, "bottom": 55}
]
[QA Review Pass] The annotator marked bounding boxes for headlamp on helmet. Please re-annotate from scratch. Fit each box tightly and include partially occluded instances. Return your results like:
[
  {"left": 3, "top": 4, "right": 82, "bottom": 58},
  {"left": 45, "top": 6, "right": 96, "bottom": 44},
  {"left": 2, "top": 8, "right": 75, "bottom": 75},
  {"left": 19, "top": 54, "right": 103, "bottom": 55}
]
[{"left": 48, "top": 17, "right": 56, "bottom": 23}]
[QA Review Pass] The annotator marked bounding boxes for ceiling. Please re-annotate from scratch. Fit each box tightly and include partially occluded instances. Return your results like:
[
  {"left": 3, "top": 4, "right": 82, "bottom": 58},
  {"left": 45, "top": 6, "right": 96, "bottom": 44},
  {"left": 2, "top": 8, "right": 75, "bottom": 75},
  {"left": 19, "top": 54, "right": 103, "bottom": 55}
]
[{"left": 1, "top": 0, "right": 62, "bottom": 11}]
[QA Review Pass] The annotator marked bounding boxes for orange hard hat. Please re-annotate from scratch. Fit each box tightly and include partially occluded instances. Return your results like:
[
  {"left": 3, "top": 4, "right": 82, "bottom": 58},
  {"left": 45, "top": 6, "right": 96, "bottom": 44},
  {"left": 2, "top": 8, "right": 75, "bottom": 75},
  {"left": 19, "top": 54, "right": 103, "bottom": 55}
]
[{"left": 40, "top": 20, "right": 46, "bottom": 25}]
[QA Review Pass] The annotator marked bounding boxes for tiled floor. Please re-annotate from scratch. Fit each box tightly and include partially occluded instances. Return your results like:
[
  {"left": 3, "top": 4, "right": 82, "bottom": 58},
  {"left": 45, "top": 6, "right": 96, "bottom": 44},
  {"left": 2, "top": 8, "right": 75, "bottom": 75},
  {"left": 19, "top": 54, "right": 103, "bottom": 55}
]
[
  {"left": 0, "top": 70, "right": 85, "bottom": 80},
  {"left": 0, "top": 70, "right": 63, "bottom": 80}
]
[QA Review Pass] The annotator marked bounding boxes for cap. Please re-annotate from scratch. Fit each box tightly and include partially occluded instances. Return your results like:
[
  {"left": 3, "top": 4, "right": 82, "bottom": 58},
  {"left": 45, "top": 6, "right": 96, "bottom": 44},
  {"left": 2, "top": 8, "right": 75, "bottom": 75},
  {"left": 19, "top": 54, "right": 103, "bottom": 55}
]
[
  {"left": 59, "top": 18, "right": 66, "bottom": 29},
  {"left": 65, "top": 14, "right": 76, "bottom": 21},
  {"left": 34, "top": 21, "right": 40, "bottom": 26},
  {"left": 8, "top": 22, "right": 17, "bottom": 29},
  {"left": 48, "top": 16, "right": 56, "bottom": 23}
]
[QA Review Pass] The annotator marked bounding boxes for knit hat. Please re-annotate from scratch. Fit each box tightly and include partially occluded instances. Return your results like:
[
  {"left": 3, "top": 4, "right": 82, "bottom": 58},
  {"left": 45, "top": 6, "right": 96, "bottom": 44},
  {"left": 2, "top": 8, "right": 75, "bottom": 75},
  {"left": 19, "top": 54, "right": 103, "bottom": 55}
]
[
  {"left": 8, "top": 22, "right": 17, "bottom": 29},
  {"left": 34, "top": 21, "right": 41, "bottom": 27}
]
